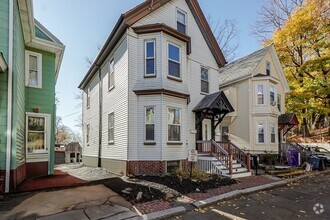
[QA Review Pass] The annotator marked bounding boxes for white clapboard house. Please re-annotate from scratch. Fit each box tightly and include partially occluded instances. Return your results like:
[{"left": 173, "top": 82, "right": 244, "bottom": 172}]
[{"left": 79, "top": 0, "right": 292, "bottom": 178}]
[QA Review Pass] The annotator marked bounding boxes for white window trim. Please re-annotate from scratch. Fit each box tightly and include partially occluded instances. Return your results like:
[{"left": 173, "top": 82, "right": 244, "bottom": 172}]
[
  {"left": 25, "top": 50, "right": 42, "bottom": 88},
  {"left": 145, "top": 106, "right": 155, "bottom": 142},
  {"left": 256, "top": 83, "right": 266, "bottom": 105},
  {"left": 167, "top": 107, "right": 182, "bottom": 143},
  {"left": 25, "top": 112, "right": 51, "bottom": 157},
  {"left": 256, "top": 121, "right": 266, "bottom": 144},
  {"left": 201, "top": 66, "right": 209, "bottom": 94},
  {"left": 108, "top": 59, "right": 115, "bottom": 91},
  {"left": 145, "top": 40, "right": 156, "bottom": 77},
  {"left": 270, "top": 84, "right": 276, "bottom": 105},
  {"left": 108, "top": 112, "right": 115, "bottom": 144},
  {"left": 167, "top": 43, "right": 181, "bottom": 80},
  {"left": 176, "top": 8, "right": 187, "bottom": 34},
  {"left": 270, "top": 123, "right": 276, "bottom": 143}
]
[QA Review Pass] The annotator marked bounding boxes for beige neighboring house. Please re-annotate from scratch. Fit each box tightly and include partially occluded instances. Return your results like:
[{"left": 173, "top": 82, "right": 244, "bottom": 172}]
[
  {"left": 55, "top": 142, "right": 82, "bottom": 164},
  {"left": 218, "top": 45, "right": 290, "bottom": 154}
]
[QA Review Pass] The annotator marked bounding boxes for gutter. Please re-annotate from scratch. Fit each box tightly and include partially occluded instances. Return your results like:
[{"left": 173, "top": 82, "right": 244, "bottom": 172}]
[{"left": 5, "top": 0, "right": 14, "bottom": 193}]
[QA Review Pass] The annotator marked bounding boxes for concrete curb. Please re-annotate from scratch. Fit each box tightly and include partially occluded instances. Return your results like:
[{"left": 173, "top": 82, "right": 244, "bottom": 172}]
[
  {"left": 135, "top": 170, "right": 330, "bottom": 219},
  {"left": 130, "top": 206, "right": 186, "bottom": 220}
]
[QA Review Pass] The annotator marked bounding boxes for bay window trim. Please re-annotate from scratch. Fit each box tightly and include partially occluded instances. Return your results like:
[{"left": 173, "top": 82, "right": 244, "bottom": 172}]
[
  {"left": 167, "top": 107, "right": 181, "bottom": 143},
  {"left": 145, "top": 106, "right": 155, "bottom": 142},
  {"left": 144, "top": 40, "right": 156, "bottom": 77},
  {"left": 167, "top": 43, "right": 181, "bottom": 80}
]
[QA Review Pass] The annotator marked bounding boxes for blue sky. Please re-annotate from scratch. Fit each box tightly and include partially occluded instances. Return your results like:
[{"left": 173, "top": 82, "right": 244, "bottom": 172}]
[{"left": 33, "top": 0, "right": 261, "bottom": 133}]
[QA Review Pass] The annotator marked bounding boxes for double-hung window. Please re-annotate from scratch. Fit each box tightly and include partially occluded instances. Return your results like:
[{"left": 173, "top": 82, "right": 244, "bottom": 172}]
[
  {"left": 108, "top": 59, "right": 114, "bottom": 90},
  {"left": 145, "top": 107, "right": 155, "bottom": 141},
  {"left": 25, "top": 51, "right": 42, "bottom": 88},
  {"left": 266, "top": 61, "right": 271, "bottom": 75},
  {"left": 270, "top": 85, "right": 275, "bottom": 104},
  {"left": 87, "top": 88, "right": 91, "bottom": 109},
  {"left": 108, "top": 113, "right": 114, "bottom": 143},
  {"left": 257, "top": 122, "right": 265, "bottom": 143},
  {"left": 257, "top": 84, "right": 265, "bottom": 105},
  {"left": 145, "top": 41, "right": 155, "bottom": 76},
  {"left": 221, "top": 126, "right": 229, "bottom": 142},
  {"left": 177, "top": 9, "right": 186, "bottom": 34},
  {"left": 201, "top": 67, "right": 209, "bottom": 94},
  {"left": 27, "top": 116, "right": 47, "bottom": 153},
  {"left": 270, "top": 123, "right": 276, "bottom": 143},
  {"left": 168, "top": 44, "right": 181, "bottom": 79},
  {"left": 167, "top": 108, "right": 181, "bottom": 142},
  {"left": 86, "top": 124, "right": 90, "bottom": 145}
]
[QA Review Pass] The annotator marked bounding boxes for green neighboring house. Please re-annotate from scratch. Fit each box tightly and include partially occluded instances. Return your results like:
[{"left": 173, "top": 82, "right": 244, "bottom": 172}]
[{"left": 0, "top": 0, "right": 64, "bottom": 194}]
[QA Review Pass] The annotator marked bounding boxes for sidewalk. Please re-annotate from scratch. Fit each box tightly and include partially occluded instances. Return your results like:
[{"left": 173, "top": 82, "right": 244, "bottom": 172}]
[{"left": 1, "top": 169, "right": 325, "bottom": 220}]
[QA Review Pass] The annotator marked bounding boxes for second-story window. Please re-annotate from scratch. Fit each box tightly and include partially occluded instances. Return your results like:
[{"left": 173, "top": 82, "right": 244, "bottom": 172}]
[
  {"left": 177, "top": 9, "right": 186, "bottom": 34},
  {"left": 25, "top": 51, "right": 42, "bottom": 88},
  {"left": 201, "top": 67, "right": 209, "bottom": 93},
  {"left": 257, "top": 84, "right": 264, "bottom": 105},
  {"left": 270, "top": 85, "right": 275, "bottom": 104},
  {"left": 168, "top": 44, "right": 181, "bottom": 79},
  {"left": 87, "top": 87, "right": 91, "bottom": 109},
  {"left": 145, "top": 40, "right": 155, "bottom": 76},
  {"left": 108, "top": 59, "right": 114, "bottom": 90},
  {"left": 266, "top": 61, "right": 271, "bottom": 75}
]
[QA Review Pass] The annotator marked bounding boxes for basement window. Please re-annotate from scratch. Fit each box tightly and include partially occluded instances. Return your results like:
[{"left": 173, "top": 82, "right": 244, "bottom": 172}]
[{"left": 167, "top": 160, "right": 180, "bottom": 173}]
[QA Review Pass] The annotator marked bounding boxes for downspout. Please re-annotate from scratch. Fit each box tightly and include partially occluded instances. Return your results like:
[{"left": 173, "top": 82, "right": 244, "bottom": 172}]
[
  {"left": 97, "top": 66, "right": 102, "bottom": 167},
  {"left": 5, "top": 0, "right": 14, "bottom": 193}
]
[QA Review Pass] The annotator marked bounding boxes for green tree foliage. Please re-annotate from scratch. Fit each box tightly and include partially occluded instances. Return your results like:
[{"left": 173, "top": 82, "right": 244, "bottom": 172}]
[{"left": 268, "top": 0, "right": 330, "bottom": 133}]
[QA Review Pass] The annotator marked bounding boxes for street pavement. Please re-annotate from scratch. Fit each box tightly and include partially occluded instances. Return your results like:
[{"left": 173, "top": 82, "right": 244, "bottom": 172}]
[{"left": 171, "top": 172, "right": 330, "bottom": 220}]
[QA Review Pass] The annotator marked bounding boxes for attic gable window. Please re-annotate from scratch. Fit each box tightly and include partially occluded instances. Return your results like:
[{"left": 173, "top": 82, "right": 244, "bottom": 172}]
[
  {"left": 177, "top": 9, "right": 186, "bottom": 34},
  {"left": 266, "top": 61, "right": 271, "bottom": 75},
  {"left": 25, "top": 51, "right": 42, "bottom": 88}
]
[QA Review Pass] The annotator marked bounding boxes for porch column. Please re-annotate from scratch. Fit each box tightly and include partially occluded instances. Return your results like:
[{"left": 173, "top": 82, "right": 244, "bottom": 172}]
[{"left": 211, "top": 115, "right": 215, "bottom": 140}]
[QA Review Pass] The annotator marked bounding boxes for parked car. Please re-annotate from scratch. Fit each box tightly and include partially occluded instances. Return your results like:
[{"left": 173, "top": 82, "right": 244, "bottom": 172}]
[{"left": 310, "top": 146, "right": 330, "bottom": 166}]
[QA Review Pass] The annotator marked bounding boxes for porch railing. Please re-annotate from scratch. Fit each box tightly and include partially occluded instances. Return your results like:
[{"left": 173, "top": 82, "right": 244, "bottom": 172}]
[
  {"left": 217, "top": 141, "right": 251, "bottom": 172},
  {"left": 197, "top": 140, "right": 251, "bottom": 175}
]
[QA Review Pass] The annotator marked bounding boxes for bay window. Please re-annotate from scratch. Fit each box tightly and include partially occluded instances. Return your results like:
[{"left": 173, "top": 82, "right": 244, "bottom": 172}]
[
  {"left": 271, "top": 123, "right": 276, "bottom": 143},
  {"left": 145, "top": 41, "right": 155, "bottom": 76},
  {"left": 270, "top": 85, "right": 275, "bottom": 104},
  {"left": 168, "top": 44, "right": 181, "bottom": 79},
  {"left": 257, "top": 84, "right": 264, "bottom": 105},
  {"left": 167, "top": 108, "right": 181, "bottom": 142},
  {"left": 145, "top": 107, "right": 155, "bottom": 141},
  {"left": 257, "top": 122, "right": 265, "bottom": 143}
]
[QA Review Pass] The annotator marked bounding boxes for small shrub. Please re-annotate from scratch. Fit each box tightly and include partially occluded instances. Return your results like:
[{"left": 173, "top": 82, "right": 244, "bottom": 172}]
[{"left": 171, "top": 168, "right": 210, "bottom": 182}]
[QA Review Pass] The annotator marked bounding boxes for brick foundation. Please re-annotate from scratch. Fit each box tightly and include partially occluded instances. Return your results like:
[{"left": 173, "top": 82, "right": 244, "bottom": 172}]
[
  {"left": 0, "top": 163, "right": 26, "bottom": 195},
  {"left": 26, "top": 162, "right": 48, "bottom": 179},
  {"left": 127, "top": 160, "right": 190, "bottom": 176}
]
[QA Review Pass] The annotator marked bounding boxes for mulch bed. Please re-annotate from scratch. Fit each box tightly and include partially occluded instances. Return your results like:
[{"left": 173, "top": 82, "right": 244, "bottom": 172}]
[
  {"left": 103, "top": 178, "right": 165, "bottom": 204},
  {"left": 137, "top": 175, "right": 237, "bottom": 194}
]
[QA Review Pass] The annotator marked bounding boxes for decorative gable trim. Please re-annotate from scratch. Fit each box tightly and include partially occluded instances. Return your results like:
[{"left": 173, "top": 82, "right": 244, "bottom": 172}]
[{"left": 132, "top": 23, "right": 191, "bottom": 54}]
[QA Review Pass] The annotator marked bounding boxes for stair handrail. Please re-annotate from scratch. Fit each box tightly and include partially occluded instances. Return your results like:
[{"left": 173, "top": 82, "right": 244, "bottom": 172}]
[
  {"left": 211, "top": 140, "right": 233, "bottom": 174},
  {"left": 228, "top": 141, "right": 251, "bottom": 172}
]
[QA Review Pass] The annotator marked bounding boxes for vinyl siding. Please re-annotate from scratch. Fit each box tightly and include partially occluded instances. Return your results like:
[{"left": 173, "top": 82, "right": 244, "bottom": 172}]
[
  {"left": 83, "top": 36, "right": 129, "bottom": 161},
  {"left": 0, "top": 0, "right": 9, "bottom": 170},
  {"left": 11, "top": 0, "right": 25, "bottom": 169},
  {"left": 101, "top": 36, "right": 128, "bottom": 160},
  {"left": 82, "top": 73, "right": 100, "bottom": 157},
  {"left": 25, "top": 47, "right": 56, "bottom": 173}
]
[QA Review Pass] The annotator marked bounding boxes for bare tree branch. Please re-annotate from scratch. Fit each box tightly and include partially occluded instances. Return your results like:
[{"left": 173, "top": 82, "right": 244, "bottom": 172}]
[{"left": 208, "top": 16, "right": 240, "bottom": 62}]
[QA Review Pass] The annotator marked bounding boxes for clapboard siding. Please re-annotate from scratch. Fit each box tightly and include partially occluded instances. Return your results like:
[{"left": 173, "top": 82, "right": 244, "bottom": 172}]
[
  {"left": 101, "top": 36, "right": 128, "bottom": 160},
  {"left": 127, "top": 0, "right": 222, "bottom": 161},
  {"left": 82, "top": 73, "right": 100, "bottom": 157}
]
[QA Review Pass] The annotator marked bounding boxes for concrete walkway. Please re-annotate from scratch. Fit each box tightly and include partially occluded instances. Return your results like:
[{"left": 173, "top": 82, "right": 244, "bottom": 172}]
[{"left": 0, "top": 184, "right": 136, "bottom": 220}]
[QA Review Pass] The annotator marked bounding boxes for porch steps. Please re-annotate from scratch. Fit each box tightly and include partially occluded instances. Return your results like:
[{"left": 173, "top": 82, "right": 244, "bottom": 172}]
[{"left": 197, "top": 154, "right": 251, "bottom": 179}]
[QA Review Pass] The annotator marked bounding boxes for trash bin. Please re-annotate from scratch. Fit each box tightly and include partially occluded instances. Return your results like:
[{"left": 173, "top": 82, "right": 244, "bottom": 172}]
[
  {"left": 287, "top": 147, "right": 300, "bottom": 166},
  {"left": 308, "top": 155, "right": 326, "bottom": 171}
]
